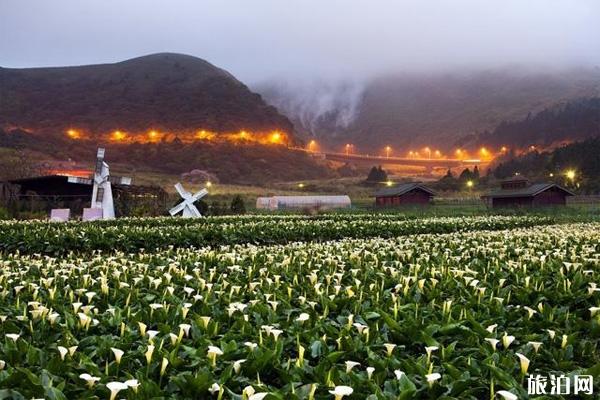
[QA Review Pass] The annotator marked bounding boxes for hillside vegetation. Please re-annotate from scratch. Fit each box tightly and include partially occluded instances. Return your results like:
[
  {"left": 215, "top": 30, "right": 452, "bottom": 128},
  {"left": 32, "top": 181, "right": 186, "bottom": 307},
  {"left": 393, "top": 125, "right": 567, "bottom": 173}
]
[
  {"left": 492, "top": 136, "right": 600, "bottom": 193},
  {"left": 0, "top": 53, "right": 294, "bottom": 138},
  {"left": 460, "top": 97, "right": 600, "bottom": 149},
  {"left": 0, "top": 129, "right": 332, "bottom": 184}
]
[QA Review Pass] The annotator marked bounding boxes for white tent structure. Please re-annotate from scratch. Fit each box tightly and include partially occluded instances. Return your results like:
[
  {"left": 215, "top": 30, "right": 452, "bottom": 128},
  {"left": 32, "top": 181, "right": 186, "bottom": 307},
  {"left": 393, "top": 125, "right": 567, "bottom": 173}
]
[
  {"left": 256, "top": 195, "right": 351, "bottom": 211},
  {"left": 256, "top": 197, "right": 272, "bottom": 209}
]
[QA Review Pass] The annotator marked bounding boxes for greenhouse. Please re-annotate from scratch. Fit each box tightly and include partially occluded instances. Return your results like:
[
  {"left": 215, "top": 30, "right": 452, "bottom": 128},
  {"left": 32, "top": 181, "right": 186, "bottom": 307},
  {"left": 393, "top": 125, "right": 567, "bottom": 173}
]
[{"left": 256, "top": 195, "right": 351, "bottom": 210}]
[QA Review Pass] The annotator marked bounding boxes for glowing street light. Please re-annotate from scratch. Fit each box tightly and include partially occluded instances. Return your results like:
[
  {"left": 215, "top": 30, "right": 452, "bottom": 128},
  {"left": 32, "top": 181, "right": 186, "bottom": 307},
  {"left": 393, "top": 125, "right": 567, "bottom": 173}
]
[
  {"left": 424, "top": 147, "right": 431, "bottom": 159},
  {"left": 148, "top": 130, "right": 160, "bottom": 142},
  {"left": 466, "top": 180, "right": 474, "bottom": 188},
  {"left": 345, "top": 144, "right": 353, "bottom": 155},
  {"left": 565, "top": 170, "right": 576, "bottom": 181},
  {"left": 270, "top": 131, "right": 282, "bottom": 144},
  {"left": 501, "top": 146, "right": 508, "bottom": 153},
  {"left": 385, "top": 180, "right": 394, "bottom": 187},
  {"left": 434, "top": 150, "right": 441, "bottom": 158},
  {"left": 111, "top": 130, "right": 126, "bottom": 141},
  {"left": 196, "top": 130, "right": 214, "bottom": 140},
  {"left": 385, "top": 146, "right": 392, "bottom": 158},
  {"left": 205, "top": 181, "right": 213, "bottom": 188},
  {"left": 66, "top": 129, "right": 81, "bottom": 139},
  {"left": 298, "top": 183, "right": 305, "bottom": 188},
  {"left": 308, "top": 140, "right": 317, "bottom": 152}
]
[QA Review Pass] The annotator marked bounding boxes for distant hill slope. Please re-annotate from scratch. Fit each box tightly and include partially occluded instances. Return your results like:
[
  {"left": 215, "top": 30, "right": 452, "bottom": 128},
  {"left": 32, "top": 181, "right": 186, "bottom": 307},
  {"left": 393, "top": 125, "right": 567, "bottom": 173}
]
[
  {"left": 0, "top": 129, "right": 333, "bottom": 184},
  {"left": 458, "top": 97, "right": 600, "bottom": 149},
  {"left": 491, "top": 136, "right": 600, "bottom": 193},
  {"left": 258, "top": 68, "right": 600, "bottom": 151},
  {"left": 0, "top": 53, "right": 295, "bottom": 138}
]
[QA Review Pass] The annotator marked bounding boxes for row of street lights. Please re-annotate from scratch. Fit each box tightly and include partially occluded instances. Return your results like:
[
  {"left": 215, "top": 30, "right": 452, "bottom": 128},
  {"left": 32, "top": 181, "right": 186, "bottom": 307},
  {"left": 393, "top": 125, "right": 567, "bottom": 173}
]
[{"left": 305, "top": 141, "right": 509, "bottom": 160}]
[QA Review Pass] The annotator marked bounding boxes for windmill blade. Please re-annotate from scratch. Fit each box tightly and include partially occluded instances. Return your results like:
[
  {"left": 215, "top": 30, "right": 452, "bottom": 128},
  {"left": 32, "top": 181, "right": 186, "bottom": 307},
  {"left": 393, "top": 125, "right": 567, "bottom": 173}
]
[
  {"left": 192, "top": 188, "right": 208, "bottom": 201},
  {"left": 169, "top": 202, "right": 186, "bottom": 216},
  {"left": 109, "top": 176, "right": 132, "bottom": 185},
  {"left": 174, "top": 182, "right": 191, "bottom": 199},
  {"left": 95, "top": 148, "right": 106, "bottom": 175},
  {"left": 171, "top": 182, "right": 205, "bottom": 218},
  {"left": 186, "top": 204, "right": 202, "bottom": 218}
]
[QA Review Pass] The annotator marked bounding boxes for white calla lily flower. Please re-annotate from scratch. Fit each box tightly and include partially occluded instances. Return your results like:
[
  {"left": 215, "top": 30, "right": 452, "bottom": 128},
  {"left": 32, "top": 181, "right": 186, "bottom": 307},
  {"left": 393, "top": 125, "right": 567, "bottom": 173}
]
[{"left": 329, "top": 385, "right": 353, "bottom": 400}]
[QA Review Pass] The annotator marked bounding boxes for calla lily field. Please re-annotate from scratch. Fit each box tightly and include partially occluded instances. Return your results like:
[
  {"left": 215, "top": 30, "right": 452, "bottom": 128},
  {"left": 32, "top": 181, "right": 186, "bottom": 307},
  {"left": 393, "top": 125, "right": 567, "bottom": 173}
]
[{"left": 0, "top": 215, "right": 598, "bottom": 398}]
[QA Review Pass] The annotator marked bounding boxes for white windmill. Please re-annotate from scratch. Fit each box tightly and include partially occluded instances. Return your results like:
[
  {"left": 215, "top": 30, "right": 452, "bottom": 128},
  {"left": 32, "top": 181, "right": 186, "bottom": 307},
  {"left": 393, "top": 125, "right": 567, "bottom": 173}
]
[
  {"left": 68, "top": 148, "right": 131, "bottom": 220},
  {"left": 169, "top": 182, "right": 207, "bottom": 218}
]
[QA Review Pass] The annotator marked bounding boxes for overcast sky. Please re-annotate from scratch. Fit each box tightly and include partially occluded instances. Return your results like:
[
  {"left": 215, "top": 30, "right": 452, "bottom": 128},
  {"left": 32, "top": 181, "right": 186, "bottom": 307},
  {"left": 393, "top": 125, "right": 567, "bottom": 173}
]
[{"left": 1, "top": 0, "right": 599, "bottom": 83}]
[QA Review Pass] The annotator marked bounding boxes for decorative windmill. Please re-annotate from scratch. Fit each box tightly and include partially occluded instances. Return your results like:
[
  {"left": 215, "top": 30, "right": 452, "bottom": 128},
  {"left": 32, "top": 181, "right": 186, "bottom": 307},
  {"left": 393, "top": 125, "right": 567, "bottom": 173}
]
[
  {"left": 68, "top": 148, "right": 131, "bottom": 220},
  {"left": 169, "top": 182, "right": 208, "bottom": 218}
]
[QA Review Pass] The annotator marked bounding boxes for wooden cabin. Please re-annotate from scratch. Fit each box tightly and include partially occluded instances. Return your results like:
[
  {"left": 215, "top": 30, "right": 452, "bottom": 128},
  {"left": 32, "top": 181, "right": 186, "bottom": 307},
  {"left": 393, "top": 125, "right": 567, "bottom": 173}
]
[
  {"left": 374, "top": 183, "right": 435, "bottom": 207},
  {"left": 482, "top": 177, "right": 574, "bottom": 208}
]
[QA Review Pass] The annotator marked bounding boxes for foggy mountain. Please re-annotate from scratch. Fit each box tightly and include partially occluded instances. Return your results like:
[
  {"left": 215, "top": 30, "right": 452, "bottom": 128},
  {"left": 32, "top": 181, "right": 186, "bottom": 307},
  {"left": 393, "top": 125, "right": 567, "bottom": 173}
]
[
  {"left": 0, "top": 53, "right": 295, "bottom": 139},
  {"left": 257, "top": 80, "right": 365, "bottom": 140},
  {"left": 257, "top": 68, "right": 600, "bottom": 151},
  {"left": 459, "top": 97, "right": 600, "bottom": 149}
]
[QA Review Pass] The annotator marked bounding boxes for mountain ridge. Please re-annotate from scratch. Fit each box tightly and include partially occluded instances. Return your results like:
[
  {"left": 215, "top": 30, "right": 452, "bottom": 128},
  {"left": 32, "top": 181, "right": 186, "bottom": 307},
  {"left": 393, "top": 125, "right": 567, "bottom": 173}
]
[{"left": 0, "top": 53, "right": 296, "bottom": 139}]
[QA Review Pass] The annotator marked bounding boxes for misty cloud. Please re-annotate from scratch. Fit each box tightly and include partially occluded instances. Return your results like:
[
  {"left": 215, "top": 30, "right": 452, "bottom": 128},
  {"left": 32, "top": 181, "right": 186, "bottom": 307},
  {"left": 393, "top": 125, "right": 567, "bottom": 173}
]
[
  {"left": 258, "top": 79, "right": 366, "bottom": 136},
  {"left": 1, "top": 0, "right": 599, "bottom": 84}
]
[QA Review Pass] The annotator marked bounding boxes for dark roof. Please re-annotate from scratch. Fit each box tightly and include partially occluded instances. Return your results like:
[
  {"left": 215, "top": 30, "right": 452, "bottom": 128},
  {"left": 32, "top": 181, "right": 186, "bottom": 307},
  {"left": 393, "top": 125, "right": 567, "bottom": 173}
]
[
  {"left": 375, "top": 182, "right": 436, "bottom": 197},
  {"left": 482, "top": 183, "right": 575, "bottom": 199},
  {"left": 8, "top": 175, "right": 85, "bottom": 185},
  {"left": 8, "top": 174, "right": 165, "bottom": 197},
  {"left": 501, "top": 175, "right": 529, "bottom": 183}
]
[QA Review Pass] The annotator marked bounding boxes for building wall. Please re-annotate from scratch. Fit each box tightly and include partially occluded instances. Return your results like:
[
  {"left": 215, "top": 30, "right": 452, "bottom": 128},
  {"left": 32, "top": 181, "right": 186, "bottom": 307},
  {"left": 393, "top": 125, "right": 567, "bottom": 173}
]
[
  {"left": 5, "top": 177, "right": 91, "bottom": 215},
  {"left": 376, "top": 189, "right": 432, "bottom": 206},
  {"left": 491, "top": 189, "right": 567, "bottom": 207},
  {"left": 532, "top": 188, "right": 567, "bottom": 206},
  {"left": 492, "top": 196, "right": 533, "bottom": 208},
  {"left": 15, "top": 177, "right": 91, "bottom": 197}
]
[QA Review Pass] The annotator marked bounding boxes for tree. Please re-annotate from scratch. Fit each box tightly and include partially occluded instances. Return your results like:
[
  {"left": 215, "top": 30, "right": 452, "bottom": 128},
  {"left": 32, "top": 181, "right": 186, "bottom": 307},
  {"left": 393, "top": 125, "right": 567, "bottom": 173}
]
[
  {"left": 366, "top": 165, "right": 388, "bottom": 183},
  {"left": 209, "top": 201, "right": 226, "bottom": 216},
  {"left": 459, "top": 168, "right": 472, "bottom": 181},
  {"left": 230, "top": 195, "right": 246, "bottom": 214},
  {"left": 366, "top": 166, "right": 379, "bottom": 182},
  {"left": 0, "top": 149, "right": 40, "bottom": 181},
  {"left": 435, "top": 170, "right": 459, "bottom": 191}
]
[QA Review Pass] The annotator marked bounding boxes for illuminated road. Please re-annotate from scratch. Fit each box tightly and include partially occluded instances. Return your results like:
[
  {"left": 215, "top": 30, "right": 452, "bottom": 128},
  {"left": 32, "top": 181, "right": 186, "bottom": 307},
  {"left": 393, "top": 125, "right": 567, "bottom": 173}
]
[{"left": 290, "top": 147, "right": 484, "bottom": 169}]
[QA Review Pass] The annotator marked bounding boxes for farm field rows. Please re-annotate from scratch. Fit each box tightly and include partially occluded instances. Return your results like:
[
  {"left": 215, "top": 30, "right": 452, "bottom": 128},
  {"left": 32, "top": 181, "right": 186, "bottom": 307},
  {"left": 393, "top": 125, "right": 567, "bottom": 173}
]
[
  {"left": 0, "top": 217, "right": 598, "bottom": 399},
  {"left": 0, "top": 215, "right": 553, "bottom": 255}
]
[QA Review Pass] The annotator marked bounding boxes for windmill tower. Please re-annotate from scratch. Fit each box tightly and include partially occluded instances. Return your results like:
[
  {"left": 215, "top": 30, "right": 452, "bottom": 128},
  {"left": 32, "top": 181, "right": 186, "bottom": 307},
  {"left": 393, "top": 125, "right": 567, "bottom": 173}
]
[{"left": 68, "top": 148, "right": 131, "bottom": 220}]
